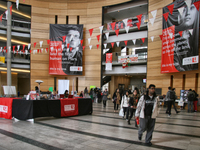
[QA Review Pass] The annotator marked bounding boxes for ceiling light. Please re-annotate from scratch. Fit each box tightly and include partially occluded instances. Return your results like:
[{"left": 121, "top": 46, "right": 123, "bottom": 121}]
[
  {"left": 0, "top": 36, "right": 29, "bottom": 45},
  {"left": 0, "top": 4, "right": 31, "bottom": 19},
  {"left": 0, "top": 67, "right": 30, "bottom": 73}
]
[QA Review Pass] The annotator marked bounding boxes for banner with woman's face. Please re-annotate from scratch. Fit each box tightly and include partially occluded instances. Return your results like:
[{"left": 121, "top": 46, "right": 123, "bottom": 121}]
[
  {"left": 49, "top": 24, "right": 83, "bottom": 75},
  {"left": 161, "top": 0, "right": 199, "bottom": 73}
]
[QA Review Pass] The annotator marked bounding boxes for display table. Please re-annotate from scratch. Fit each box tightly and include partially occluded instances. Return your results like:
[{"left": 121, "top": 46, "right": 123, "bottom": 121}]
[{"left": 0, "top": 98, "right": 92, "bottom": 120}]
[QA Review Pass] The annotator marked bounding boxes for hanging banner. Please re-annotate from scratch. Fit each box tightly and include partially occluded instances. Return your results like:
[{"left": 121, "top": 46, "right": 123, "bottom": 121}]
[
  {"left": 49, "top": 24, "right": 83, "bottom": 75},
  {"left": 118, "top": 54, "right": 138, "bottom": 63},
  {"left": 106, "top": 53, "right": 112, "bottom": 63},
  {"left": 161, "top": 0, "right": 199, "bottom": 73},
  {"left": 0, "top": 56, "right": 5, "bottom": 64},
  {"left": 107, "top": 16, "right": 145, "bottom": 30}
]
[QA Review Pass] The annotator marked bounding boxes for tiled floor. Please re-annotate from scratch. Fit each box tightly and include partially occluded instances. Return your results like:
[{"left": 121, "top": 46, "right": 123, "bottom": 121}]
[{"left": 0, "top": 100, "right": 200, "bottom": 150}]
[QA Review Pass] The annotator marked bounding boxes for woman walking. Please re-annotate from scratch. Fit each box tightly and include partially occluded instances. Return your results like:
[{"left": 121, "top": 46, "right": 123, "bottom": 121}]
[
  {"left": 121, "top": 91, "right": 129, "bottom": 118},
  {"left": 127, "top": 89, "right": 139, "bottom": 127},
  {"left": 112, "top": 89, "right": 121, "bottom": 112}
]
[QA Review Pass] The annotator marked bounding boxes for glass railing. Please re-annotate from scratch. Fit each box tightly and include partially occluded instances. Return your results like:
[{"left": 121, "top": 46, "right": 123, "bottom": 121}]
[
  {"left": 0, "top": 18, "right": 31, "bottom": 29},
  {"left": 102, "top": 52, "right": 147, "bottom": 63}
]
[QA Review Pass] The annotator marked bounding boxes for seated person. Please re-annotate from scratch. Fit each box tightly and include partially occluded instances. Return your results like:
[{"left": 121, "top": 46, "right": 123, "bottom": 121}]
[{"left": 64, "top": 90, "right": 69, "bottom": 98}]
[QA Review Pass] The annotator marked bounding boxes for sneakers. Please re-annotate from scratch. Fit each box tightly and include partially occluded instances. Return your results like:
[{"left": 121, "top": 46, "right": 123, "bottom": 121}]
[
  {"left": 168, "top": 115, "right": 171, "bottom": 117},
  {"left": 144, "top": 142, "right": 152, "bottom": 146}
]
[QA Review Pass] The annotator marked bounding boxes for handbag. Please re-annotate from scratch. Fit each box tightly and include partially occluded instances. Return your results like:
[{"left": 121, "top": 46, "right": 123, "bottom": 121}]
[{"left": 119, "top": 108, "right": 124, "bottom": 117}]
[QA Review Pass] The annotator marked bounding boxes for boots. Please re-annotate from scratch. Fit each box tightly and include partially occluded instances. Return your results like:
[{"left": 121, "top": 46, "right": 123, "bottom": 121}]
[{"left": 128, "top": 117, "right": 131, "bottom": 125}]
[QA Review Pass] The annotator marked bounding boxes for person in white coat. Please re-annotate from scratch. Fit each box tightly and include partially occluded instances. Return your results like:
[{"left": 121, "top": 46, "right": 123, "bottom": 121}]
[
  {"left": 121, "top": 91, "right": 129, "bottom": 118},
  {"left": 135, "top": 84, "right": 160, "bottom": 146}
]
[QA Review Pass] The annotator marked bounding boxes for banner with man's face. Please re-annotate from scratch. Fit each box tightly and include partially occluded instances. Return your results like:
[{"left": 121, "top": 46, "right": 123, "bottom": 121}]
[
  {"left": 161, "top": 0, "right": 199, "bottom": 73},
  {"left": 49, "top": 24, "right": 83, "bottom": 75}
]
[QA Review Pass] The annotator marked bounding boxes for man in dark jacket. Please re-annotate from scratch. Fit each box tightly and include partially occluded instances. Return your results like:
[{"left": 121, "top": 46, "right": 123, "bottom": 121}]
[
  {"left": 187, "top": 89, "right": 195, "bottom": 112},
  {"left": 102, "top": 89, "right": 109, "bottom": 107},
  {"left": 165, "top": 87, "right": 175, "bottom": 117}
]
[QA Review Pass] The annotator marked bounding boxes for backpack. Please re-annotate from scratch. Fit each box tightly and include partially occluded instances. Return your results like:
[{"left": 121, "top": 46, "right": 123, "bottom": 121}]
[
  {"left": 169, "top": 91, "right": 175, "bottom": 100},
  {"left": 188, "top": 93, "right": 195, "bottom": 101}
]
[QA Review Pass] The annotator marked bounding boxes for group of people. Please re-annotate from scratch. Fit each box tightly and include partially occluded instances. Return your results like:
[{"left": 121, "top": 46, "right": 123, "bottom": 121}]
[
  {"left": 165, "top": 87, "right": 199, "bottom": 117},
  {"left": 112, "top": 88, "right": 140, "bottom": 127}
]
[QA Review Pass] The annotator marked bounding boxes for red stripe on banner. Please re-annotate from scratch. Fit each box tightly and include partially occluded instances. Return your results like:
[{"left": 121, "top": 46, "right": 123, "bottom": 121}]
[{"left": 60, "top": 99, "right": 78, "bottom": 117}]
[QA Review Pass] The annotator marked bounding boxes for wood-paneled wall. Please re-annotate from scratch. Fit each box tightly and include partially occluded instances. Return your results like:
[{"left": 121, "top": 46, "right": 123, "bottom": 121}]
[
  {"left": 109, "top": 76, "right": 130, "bottom": 97},
  {"left": 10, "top": 0, "right": 129, "bottom": 93},
  {"left": 147, "top": 0, "right": 200, "bottom": 97}
]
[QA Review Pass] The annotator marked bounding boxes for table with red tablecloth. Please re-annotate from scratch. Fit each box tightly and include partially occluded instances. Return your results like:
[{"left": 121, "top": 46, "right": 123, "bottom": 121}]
[{"left": 0, "top": 98, "right": 92, "bottom": 120}]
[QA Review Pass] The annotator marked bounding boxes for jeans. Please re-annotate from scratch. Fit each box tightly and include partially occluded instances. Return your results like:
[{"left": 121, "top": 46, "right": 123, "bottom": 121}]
[
  {"left": 166, "top": 101, "right": 172, "bottom": 115},
  {"left": 103, "top": 100, "right": 107, "bottom": 107},
  {"left": 188, "top": 101, "right": 193, "bottom": 112}
]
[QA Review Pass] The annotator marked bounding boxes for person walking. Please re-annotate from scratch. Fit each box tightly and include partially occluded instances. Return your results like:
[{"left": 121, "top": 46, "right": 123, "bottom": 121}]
[
  {"left": 187, "top": 89, "right": 195, "bottom": 113},
  {"left": 170, "top": 88, "right": 179, "bottom": 114},
  {"left": 127, "top": 89, "right": 139, "bottom": 127},
  {"left": 102, "top": 89, "right": 109, "bottom": 108},
  {"left": 112, "top": 89, "right": 121, "bottom": 112},
  {"left": 193, "top": 90, "right": 198, "bottom": 112},
  {"left": 165, "top": 87, "right": 175, "bottom": 117},
  {"left": 121, "top": 91, "right": 129, "bottom": 118},
  {"left": 135, "top": 84, "right": 159, "bottom": 146}
]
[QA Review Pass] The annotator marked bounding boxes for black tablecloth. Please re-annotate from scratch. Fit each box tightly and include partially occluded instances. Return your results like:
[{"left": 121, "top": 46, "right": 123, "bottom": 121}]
[{"left": 12, "top": 98, "right": 92, "bottom": 120}]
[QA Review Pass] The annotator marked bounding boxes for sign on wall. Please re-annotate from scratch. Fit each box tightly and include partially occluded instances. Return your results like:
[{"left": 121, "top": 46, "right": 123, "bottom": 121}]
[
  {"left": 118, "top": 54, "right": 138, "bottom": 63},
  {"left": 161, "top": 0, "right": 199, "bottom": 73},
  {"left": 49, "top": 24, "right": 83, "bottom": 75}
]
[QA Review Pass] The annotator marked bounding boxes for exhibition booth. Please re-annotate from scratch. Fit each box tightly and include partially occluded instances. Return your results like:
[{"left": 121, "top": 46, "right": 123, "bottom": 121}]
[{"left": 0, "top": 97, "right": 93, "bottom": 121}]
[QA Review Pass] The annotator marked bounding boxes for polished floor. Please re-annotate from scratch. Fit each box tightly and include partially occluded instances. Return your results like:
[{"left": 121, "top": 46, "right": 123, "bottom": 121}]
[{"left": 0, "top": 100, "right": 200, "bottom": 150}]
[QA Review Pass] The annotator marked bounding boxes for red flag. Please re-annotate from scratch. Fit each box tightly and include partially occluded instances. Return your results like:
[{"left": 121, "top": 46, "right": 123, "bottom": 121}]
[
  {"left": 163, "top": 12, "right": 169, "bottom": 22},
  {"left": 30, "top": 50, "right": 32, "bottom": 53},
  {"left": 4, "top": 46, "right": 6, "bottom": 50},
  {"left": 70, "top": 47, "right": 73, "bottom": 52},
  {"left": 96, "top": 35, "right": 100, "bottom": 42},
  {"left": 159, "top": 35, "right": 163, "bottom": 40},
  {"left": 23, "top": 0, "right": 25, "bottom": 2},
  {"left": 194, "top": 1, "right": 200, "bottom": 11},
  {"left": 23, "top": 45, "right": 25, "bottom": 51},
  {"left": 81, "top": 40, "right": 83, "bottom": 46},
  {"left": 96, "top": 44, "right": 99, "bottom": 49},
  {"left": 34, "top": 42, "right": 36, "bottom": 48},
  {"left": 47, "top": 39, "right": 50, "bottom": 44},
  {"left": 40, "top": 49, "right": 42, "bottom": 53},
  {"left": 10, "top": 5, "right": 12, "bottom": 15},
  {"left": 6, "top": 49, "right": 7, "bottom": 53},
  {"left": 13, "top": 46, "right": 15, "bottom": 52},
  {"left": 141, "top": 38, "right": 145, "bottom": 43},
  {"left": 37, "top": 49, "right": 40, "bottom": 53},
  {"left": 89, "top": 28, "right": 93, "bottom": 37},
  {"left": 62, "top": 36, "right": 66, "bottom": 42},
  {"left": 167, "top": 4, "right": 174, "bottom": 15},
  {"left": 46, "top": 48, "right": 48, "bottom": 52},
  {"left": 137, "top": 14, "right": 143, "bottom": 23},
  {"left": 111, "top": 22, "right": 116, "bottom": 30},
  {"left": 124, "top": 41, "right": 128, "bottom": 46},
  {"left": 67, "top": 43, "right": 70, "bottom": 48},
  {"left": 82, "top": 46, "right": 85, "bottom": 51},
  {"left": 0, "top": 14, "right": 2, "bottom": 22},
  {"left": 115, "top": 29, "right": 119, "bottom": 36},
  {"left": 179, "top": 31, "right": 183, "bottom": 37},
  {"left": 17, "top": 51, "right": 18, "bottom": 55},
  {"left": 111, "top": 42, "right": 114, "bottom": 48},
  {"left": 136, "top": 22, "right": 141, "bottom": 30}
]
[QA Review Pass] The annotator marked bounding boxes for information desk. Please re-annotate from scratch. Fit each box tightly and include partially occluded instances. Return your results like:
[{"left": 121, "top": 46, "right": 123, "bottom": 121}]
[{"left": 0, "top": 98, "right": 92, "bottom": 120}]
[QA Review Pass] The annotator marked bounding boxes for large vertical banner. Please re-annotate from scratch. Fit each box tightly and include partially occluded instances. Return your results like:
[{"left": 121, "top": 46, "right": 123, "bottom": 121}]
[
  {"left": 49, "top": 24, "right": 83, "bottom": 75},
  {"left": 161, "top": 0, "right": 199, "bottom": 73}
]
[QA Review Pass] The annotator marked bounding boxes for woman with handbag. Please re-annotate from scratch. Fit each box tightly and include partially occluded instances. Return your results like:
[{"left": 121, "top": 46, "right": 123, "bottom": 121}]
[
  {"left": 121, "top": 91, "right": 129, "bottom": 118},
  {"left": 112, "top": 89, "right": 121, "bottom": 112}
]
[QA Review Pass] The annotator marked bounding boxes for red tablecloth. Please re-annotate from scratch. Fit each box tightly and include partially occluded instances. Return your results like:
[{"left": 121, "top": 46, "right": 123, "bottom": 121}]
[
  {"left": 60, "top": 98, "right": 78, "bottom": 117},
  {"left": 0, "top": 98, "right": 14, "bottom": 119}
]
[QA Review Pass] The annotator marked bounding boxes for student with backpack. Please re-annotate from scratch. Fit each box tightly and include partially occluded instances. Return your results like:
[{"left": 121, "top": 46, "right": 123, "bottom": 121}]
[
  {"left": 166, "top": 87, "right": 175, "bottom": 117},
  {"left": 187, "top": 89, "right": 195, "bottom": 113}
]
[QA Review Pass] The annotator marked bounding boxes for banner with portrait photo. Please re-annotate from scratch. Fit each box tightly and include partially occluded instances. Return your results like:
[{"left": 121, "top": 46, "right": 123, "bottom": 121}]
[
  {"left": 161, "top": 0, "right": 199, "bottom": 73},
  {"left": 49, "top": 24, "right": 83, "bottom": 75}
]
